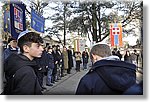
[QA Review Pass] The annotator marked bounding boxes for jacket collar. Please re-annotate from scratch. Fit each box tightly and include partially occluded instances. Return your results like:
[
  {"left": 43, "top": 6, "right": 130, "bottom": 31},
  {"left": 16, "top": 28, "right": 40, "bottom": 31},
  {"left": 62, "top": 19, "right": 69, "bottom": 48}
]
[{"left": 90, "top": 59, "right": 136, "bottom": 71}]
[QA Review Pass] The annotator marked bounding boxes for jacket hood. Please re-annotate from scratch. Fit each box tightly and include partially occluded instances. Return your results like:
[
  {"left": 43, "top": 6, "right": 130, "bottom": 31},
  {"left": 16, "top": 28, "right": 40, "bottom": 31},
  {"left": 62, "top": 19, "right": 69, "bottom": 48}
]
[
  {"left": 90, "top": 59, "right": 136, "bottom": 92},
  {"left": 4, "top": 53, "right": 37, "bottom": 77}
]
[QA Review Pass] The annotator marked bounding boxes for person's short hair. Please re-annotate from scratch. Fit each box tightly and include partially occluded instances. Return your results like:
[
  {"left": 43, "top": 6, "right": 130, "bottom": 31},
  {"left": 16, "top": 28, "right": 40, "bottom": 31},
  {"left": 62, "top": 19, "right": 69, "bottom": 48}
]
[
  {"left": 48, "top": 46, "right": 52, "bottom": 50},
  {"left": 52, "top": 45, "right": 56, "bottom": 48},
  {"left": 68, "top": 46, "right": 72, "bottom": 49},
  {"left": 56, "top": 45, "right": 60, "bottom": 47},
  {"left": 90, "top": 44, "right": 111, "bottom": 58},
  {"left": 134, "top": 49, "right": 137, "bottom": 52},
  {"left": 17, "top": 32, "right": 43, "bottom": 53},
  {"left": 8, "top": 37, "right": 16, "bottom": 43}
]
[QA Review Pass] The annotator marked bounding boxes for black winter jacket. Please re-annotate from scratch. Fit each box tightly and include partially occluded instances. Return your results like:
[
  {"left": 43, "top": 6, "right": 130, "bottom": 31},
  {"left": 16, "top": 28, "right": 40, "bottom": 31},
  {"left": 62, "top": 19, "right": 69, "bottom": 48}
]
[
  {"left": 4, "top": 53, "right": 42, "bottom": 95},
  {"left": 76, "top": 59, "right": 136, "bottom": 95}
]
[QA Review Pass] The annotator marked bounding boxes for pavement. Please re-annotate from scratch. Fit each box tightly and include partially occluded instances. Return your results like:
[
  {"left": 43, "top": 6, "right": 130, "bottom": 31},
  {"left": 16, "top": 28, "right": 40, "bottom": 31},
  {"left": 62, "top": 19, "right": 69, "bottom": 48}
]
[
  {"left": 42, "top": 67, "right": 88, "bottom": 95},
  {"left": 42, "top": 58, "right": 91, "bottom": 95},
  {"left": 136, "top": 60, "right": 143, "bottom": 83}
]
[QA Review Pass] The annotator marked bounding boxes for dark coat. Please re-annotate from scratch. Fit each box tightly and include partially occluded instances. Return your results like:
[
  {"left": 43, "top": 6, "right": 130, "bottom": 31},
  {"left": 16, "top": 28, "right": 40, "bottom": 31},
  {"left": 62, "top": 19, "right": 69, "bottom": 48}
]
[
  {"left": 82, "top": 51, "right": 89, "bottom": 63},
  {"left": 4, "top": 53, "right": 42, "bottom": 95},
  {"left": 3, "top": 46, "right": 19, "bottom": 60},
  {"left": 67, "top": 49, "right": 74, "bottom": 68},
  {"left": 76, "top": 60, "right": 136, "bottom": 95},
  {"left": 123, "top": 80, "right": 143, "bottom": 95},
  {"left": 35, "top": 50, "right": 49, "bottom": 73},
  {"left": 47, "top": 53, "right": 54, "bottom": 70},
  {"left": 52, "top": 50, "right": 62, "bottom": 75},
  {"left": 124, "top": 52, "right": 132, "bottom": 63},
  {"left": 52, "top": 50, "right": 62, "bottom": 63}
]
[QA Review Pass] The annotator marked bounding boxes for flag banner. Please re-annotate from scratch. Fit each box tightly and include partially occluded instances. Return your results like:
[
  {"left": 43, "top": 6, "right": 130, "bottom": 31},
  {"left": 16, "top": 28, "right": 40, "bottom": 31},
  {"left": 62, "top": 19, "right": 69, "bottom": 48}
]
[
  {"left": 74, "top": 39, "right": 86, "bottom": 52},
  {"left": 3, "top": 4, "right": 11, "bottom": 33},
  {"left": 74, "top": 39, "right": 79, "bottom": 52},
  {"left": 31, "top": 9, "right": 45, "bottom": 33},
  {"left": 10, "top": 2, "right": 26, "bottom": 39},
  {"left": 79, "top": 39, "right": 86, "bottom": 52},
  {"left": 110, "top": 23, "right": 123, "bottom": 47}
]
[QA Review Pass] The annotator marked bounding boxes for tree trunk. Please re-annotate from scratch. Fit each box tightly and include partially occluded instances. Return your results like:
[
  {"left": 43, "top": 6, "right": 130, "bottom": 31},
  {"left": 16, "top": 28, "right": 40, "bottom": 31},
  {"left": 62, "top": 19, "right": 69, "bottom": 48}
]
[
  {"left": 92, "top": 3, "right": 98, "bottom": 42},
  {"left": 98, "top": 6, "right": 101, "bottom": 42},
  {"left": 63, "top": 3, "right": 67, "bottom": 46}
]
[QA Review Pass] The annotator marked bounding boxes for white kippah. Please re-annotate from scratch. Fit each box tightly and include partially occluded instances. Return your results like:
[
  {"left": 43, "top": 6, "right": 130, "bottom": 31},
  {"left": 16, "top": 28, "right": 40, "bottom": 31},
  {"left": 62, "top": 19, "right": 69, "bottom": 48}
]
[{"left": 17, "top": 30, "right": 32, "bottom": 41}]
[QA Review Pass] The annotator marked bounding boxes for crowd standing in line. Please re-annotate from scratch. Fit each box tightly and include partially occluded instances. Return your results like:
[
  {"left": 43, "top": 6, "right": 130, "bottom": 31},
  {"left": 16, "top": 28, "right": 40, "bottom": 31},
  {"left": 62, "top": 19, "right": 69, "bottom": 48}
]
[{"left": 1, "top": 30, "right": 142, "bottom": 95}]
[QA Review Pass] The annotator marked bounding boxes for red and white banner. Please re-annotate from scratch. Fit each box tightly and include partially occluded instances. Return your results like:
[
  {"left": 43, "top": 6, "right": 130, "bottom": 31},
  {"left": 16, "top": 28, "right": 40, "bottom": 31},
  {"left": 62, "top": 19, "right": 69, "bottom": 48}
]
[{"left": 110, "top": 23, "right": 123, "bottom": 47}]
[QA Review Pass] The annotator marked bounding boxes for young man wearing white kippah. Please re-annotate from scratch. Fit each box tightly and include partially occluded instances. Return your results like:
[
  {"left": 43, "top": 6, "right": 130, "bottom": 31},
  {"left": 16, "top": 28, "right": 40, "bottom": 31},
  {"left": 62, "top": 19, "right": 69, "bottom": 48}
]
[{"left": 3, "top": 31, "right": 44, "bottom": 95}]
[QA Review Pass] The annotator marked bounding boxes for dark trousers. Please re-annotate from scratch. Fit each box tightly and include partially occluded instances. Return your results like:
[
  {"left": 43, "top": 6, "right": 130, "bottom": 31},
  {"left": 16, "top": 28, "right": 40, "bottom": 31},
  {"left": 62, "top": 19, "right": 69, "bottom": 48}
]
[
  {"left": 67, "top": 60, "right": 73, "bottom": 73},
  {"left": 76, "top": 61, "right": 81, "bottom": 71},
  {"left": 52, "top": 64, "right": 58, "bottom": 82},
  {"left": 67, "top": 68, "right": 71, "bottom": 74},
  {"left": 36, "top": 72, "right": 44, "bottom": 87}
]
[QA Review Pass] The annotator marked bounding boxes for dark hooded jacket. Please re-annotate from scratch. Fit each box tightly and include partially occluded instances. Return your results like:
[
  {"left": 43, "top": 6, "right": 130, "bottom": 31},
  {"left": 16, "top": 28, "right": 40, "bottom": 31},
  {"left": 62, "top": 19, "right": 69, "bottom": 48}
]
[
  {"left": 4, "top": 53, "right": 42, "bottom": 95},
  {"left": 76, "top": 57, "right": 136, "bottom": 95},
  {"left": 3, "top": 46, "right": 19, "bottom": 60}
]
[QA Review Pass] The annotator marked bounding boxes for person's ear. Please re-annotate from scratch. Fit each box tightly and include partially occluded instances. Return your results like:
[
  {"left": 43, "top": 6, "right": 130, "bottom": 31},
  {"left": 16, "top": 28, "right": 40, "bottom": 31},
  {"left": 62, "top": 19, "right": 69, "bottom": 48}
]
[
  {"left": 23, "top": 45, "right": 30, "bottom": 53},
  {"left": 92, "top": 54, "right": 96, "bottom": 60}
]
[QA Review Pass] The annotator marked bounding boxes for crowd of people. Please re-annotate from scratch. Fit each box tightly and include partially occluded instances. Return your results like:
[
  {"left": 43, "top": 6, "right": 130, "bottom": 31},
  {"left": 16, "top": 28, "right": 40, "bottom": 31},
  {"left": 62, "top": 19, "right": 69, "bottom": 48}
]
[
  {"left": 112, "top": 48, "right": 140, "bottom": 69},
  {"left": 34, "top": 44, "right": 75, "bottom": 90},
  {"left": 1, "top": 30, "right": 90, "bottom": 95},
  {"left": 1, "top": 30, "right": 142, "bottom": 95}
]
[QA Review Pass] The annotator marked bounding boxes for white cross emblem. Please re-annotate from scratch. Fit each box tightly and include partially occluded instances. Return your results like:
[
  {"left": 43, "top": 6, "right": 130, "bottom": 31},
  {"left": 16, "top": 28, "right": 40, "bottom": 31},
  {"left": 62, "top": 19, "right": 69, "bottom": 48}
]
[{"left": 112, "top": 27, "right": 120, "bottom": 35}]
